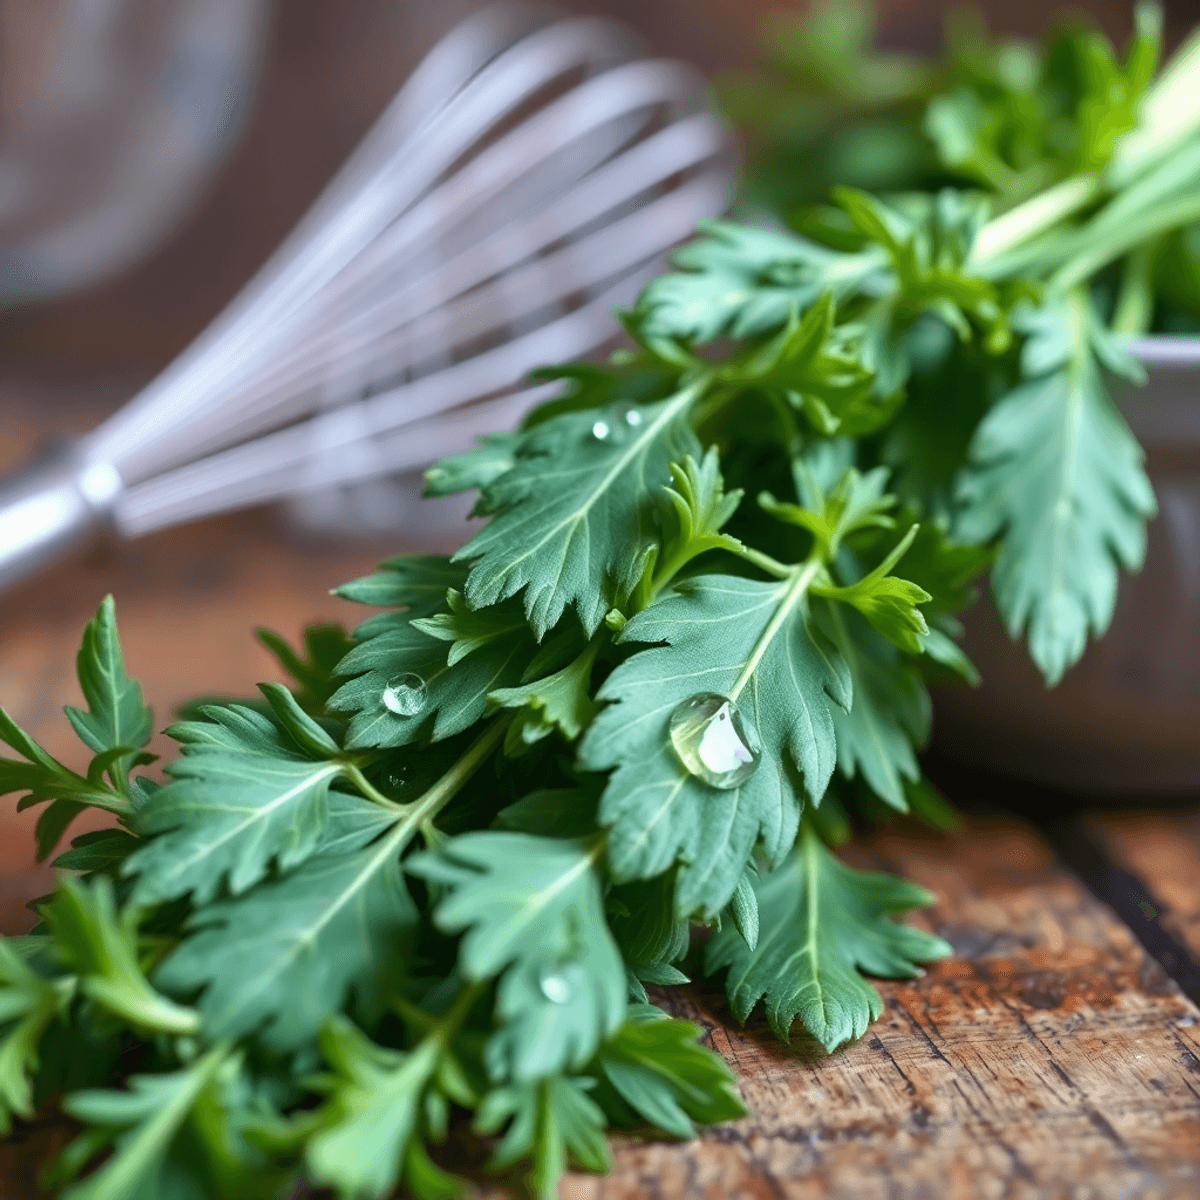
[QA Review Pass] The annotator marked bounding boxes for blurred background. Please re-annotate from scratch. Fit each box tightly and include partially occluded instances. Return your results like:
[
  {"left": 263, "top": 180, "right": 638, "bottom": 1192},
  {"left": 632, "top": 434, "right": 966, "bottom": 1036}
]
[{"left": 3, "top": 0, "right": 1194, "bottom": 396}]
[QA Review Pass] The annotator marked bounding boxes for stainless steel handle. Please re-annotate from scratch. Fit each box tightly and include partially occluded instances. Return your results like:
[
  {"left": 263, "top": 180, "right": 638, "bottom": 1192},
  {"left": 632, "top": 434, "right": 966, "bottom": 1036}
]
[{"left": 0, "top": 445, "right": 123, "bottom": 591}]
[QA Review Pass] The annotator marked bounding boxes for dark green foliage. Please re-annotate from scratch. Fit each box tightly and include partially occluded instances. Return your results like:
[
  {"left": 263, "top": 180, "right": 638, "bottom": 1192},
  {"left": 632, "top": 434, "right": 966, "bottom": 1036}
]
[
  {"left": 706, "top": 828, "right": 951, "bottom": 1051},
  {"left": 6, "top": 8, "right": 1200, "bottom": 1195}
]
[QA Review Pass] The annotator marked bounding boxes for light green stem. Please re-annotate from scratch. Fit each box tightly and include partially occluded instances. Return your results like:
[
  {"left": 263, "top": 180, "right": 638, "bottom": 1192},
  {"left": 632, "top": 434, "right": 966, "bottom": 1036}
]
[
  {"left": 971, "top": 174, "right": 1102, "bottom": 266},
  {"left": 396, "top": 718, "right": 509, "bottom": 824},
  {"left": 731, "top": 545, "right": 795, "bottom": 580},
  {"left": 728, "top": 558, "right": 822, "bottom": 703},
  {"left": 343, "top": 764, "right": 406, "bottom": 813},
  {"left": 1052, "top": 190, "right": 1200, "bottom": 292}
]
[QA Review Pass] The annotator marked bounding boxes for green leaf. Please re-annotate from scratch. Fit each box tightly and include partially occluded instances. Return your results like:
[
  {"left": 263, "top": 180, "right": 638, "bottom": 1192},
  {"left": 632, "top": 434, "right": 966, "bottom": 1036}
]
[
  {"left": 815, "top": 604, "right": 930, "bottom": 811},
  {"left": 0, "top": 939, "right": 62, "bottom": 1133},
  {"left": 765, "top": 463, "right": 896, "bottom": 560},
  {"left": 476, "top": 1076, "right": 610, "bottom": 1200},
  {"left": 424, "top": 434, "right": 521, "bottom": 500},
  {"left": 126, "top": 746, "right": 348, "bottom": 906},
  {"left": 256, "top": 624, "right": 356, "bottom": 715},
  {"left": 663, "top": 450, "right": 744, "bottom": 553},
  {"left": 59, "top": 1045, "right": 231, "bottom": 1200},
  {"left": 729, "top": 871, "right": 760, "bottom": 952},
  {"left": 862, "top": 517, "right": 992, "bottom": 618},
  {"left": 411, "top": 591, "right": 530, "bottom": 668},
  {"left": 166, "top": 703, "right": 292, "bottom": 755},
  {"left": 705, "top": 826, "right": 951, "bottom": 1051},
  {"left": 43, "top": 878, "right": 199, "bottom": 1036},
  {"left": 720, "top": 295, "right": 892, "bottom": 437},
  {"left": 328, "top": 614, "right": 529, "bottom": 750},
  {"left": 495, "top": 788, "right": 600, "bottom": 840},
  {"left": 335, "top": 556, "right": 468, "bottom": 619},
  {"left": 487, "top": 642, "right": 600, "bottom": 756},
  {"left": 579, "top": 572, "right": 850, "bottom": 918},
  {"left": 636, "top": 220, "right": 880, "bottom": 343},
  {"left": 607, "top": 871, "right": 690, "bottom": 974},
  {"left": 0, "top": 708, "right": 131, "bottom": 854},
  {"left": 522, "top": 359, "right": 683, "bottom": 428},
  {"left": 156, "top": 795, "right": 416, "bottom": 1051},
  {"left": 306, "top": 1016, "right": 444, "bottom": 1200},
  {"left": 409, "top": 833, "right": 626, "bottom": 1082},
  {"left": 817, "top": 524, "right": 931, "bottom": 653},
  {"left": 595, "top": 1005, "right": 745, "bottom": 1138},
  {"left": 257, "top": 681, "right": 341, "bottom": 757},
  {"left": 53, "top": 829, "right": 141, "bottom": 875},
  {"left": 64, "top": 596, "right": 154, "bottom": 792},
  {"left": 453, "top": 389, "right": 702, "bottom": 638},
  {"left": 954, "top": 295, "right": 1157, "bottom": 683}
]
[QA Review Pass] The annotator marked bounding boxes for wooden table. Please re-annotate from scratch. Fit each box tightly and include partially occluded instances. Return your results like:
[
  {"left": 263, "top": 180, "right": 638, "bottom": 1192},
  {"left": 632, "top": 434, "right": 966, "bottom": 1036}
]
[{"left": 3, "top": 376, "right": 1200, "bottom": 1197}]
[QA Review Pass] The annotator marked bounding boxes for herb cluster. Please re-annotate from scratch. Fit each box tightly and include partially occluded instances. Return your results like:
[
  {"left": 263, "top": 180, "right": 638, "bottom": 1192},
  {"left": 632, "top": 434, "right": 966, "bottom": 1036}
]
[{"left": 2, "top": 5, "right": 1199, "bottom": 1198}]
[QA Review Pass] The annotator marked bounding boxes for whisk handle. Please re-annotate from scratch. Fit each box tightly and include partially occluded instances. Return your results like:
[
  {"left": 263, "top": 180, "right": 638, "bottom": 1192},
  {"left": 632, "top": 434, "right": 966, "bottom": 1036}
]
[{"left": 0, "top": 444, "right": 123, "bottom": 592}]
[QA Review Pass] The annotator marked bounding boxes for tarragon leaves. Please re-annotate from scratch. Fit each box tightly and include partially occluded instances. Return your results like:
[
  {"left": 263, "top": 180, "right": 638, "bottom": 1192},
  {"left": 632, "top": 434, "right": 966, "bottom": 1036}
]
[
  {"left": 594, "top": 1004, "right": 746, "bottom": 1138},
  {"left": 127, "top": 752, "right": 343, "bottom": 907},
  {"left": 955, "top": 295, "right": 1157, "bottom": 683},
  {"left": 65, "top": 596, "right": 154, "bottom": 790},
  {"left": 0, "top": 939, "right": 62, "bottom": 1133},
  {"left": 706, "top": 826, "right": 951, "bottom": 1051},
  {"left": 411, "top": 833, "right": 626, "bottom": 1083},
  {"left": 452, "top": 389, "right": 703, "bottom": 638},
  {"left": 580, "top": 572, "right": 850, "bottom": 919},
  {"left": 329, "top": 603, "right": 529, "bottom": 749},
  {"left": 306, "top": 1017, "right": 444, "bottom": 1200},
  {"left": 157, "top": 796, "right": 416, "bottom": 1051},
  {"left": 638, "top": 219, "right": 880, "bottom": 343}
]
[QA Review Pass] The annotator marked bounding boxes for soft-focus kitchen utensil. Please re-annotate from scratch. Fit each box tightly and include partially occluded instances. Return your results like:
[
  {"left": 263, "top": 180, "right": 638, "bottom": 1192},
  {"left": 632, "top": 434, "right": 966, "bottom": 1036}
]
[
  {"left": 0, "top": 0, "right": 270, "bottom": 302},
  {"left": 0, "top": 4, "right": 733, "bottom": 589},
  {"left": 934, "top": 335, "right": 1200, "bottom": 792}
]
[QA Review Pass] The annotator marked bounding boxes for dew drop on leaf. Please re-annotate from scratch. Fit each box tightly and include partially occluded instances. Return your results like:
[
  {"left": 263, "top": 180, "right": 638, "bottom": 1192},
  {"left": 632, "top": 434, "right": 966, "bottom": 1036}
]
[
  {"left": 383, "top": 762, "right": 414, "bottom": 793},
  {"left": 591, "top": 420, "right": 611, "bottom": 441},
  {"left": 538, "top": 966, "right": 573, "bottom": 1005},
  {"left": 668, "top": 693, "right": 761, "bottom": 790},
  {"left": 623, "top": 408, "right": 642, "bottom": 427},
  {"left": 382, "top": 673, "right": 427, "bottom": 717}
]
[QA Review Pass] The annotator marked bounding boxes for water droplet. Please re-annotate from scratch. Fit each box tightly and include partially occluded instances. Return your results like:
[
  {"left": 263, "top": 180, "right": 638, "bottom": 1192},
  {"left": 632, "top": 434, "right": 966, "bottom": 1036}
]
[
  {"left": 668, "top": 693, "right": 761, "bottom": 790},
  {"left": 539, "top": 967, "right": 573, "bottom": 1005},
  {"left": 382, "top": 673, "right": 427, "bottom": 717},
  {"left": 383, "top": 762, "right": 414, "bottom": 794},
  {"left": 591, "top": 420, "right": 611, "bottom": 440},
  {"left": 624, "top": 408, "right": 642, "bottom": 427}
]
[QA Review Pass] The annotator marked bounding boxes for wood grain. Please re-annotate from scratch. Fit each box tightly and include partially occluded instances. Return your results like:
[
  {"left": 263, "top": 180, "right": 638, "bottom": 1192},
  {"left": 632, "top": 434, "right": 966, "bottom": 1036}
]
[
  {"left": 1085, "top": 810, "right": 1200, "bottom": 974},
  {"left": 563, "top": 821, "right": 1200, "bottom": 1200}
]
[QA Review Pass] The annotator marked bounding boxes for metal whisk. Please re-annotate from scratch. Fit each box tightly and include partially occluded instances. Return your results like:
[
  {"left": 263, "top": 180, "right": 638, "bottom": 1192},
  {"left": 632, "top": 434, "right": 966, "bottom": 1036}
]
[{"left": 0, "top": 4, "right": 733, "bottom": 589}]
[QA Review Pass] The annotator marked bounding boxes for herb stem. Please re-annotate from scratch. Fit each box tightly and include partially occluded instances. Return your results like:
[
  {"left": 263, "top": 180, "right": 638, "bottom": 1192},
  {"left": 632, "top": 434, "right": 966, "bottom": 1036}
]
[
  {"left": 1051, "top": 190, "right": 1200, "bottom": 292},
  {"left": 728, "top": 558, "right": 822, "bottom": 703},
  {"left": 395, "top": 717, "right": 509, "bottom": 825},
  {"left": 343, "top": 764, "right": 406, "bottom": 813},
  {"left": 971, "top": 174, "right": 1102, "bottom": 266},
  {"left": 732, "top": 545, "right": 795, "bottom": 580},
  {"left": 61, "top": 784, "right": 134, "bottom": 818}
]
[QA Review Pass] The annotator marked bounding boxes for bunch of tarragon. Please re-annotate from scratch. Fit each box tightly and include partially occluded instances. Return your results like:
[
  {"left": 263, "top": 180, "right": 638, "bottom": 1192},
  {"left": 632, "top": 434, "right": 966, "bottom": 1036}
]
[{"left": 1, "top": 5, "right": 1198, "bottom": 1198}]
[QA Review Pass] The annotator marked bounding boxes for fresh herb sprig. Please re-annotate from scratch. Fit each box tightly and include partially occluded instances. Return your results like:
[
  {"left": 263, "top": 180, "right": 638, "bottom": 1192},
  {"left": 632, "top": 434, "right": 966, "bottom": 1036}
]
[{"left": 3, "top": 6, "right": 1200, "bottom": 1198}]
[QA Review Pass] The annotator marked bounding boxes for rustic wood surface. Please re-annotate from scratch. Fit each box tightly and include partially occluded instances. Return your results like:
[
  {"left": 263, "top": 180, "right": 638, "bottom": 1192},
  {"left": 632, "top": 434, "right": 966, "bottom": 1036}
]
[
  {"left": 1086, "top": 812, "right": 1200, "bottom": 968},
  {"left": 575, "top": 823, "right": 1200, "bottom": 1200}
]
